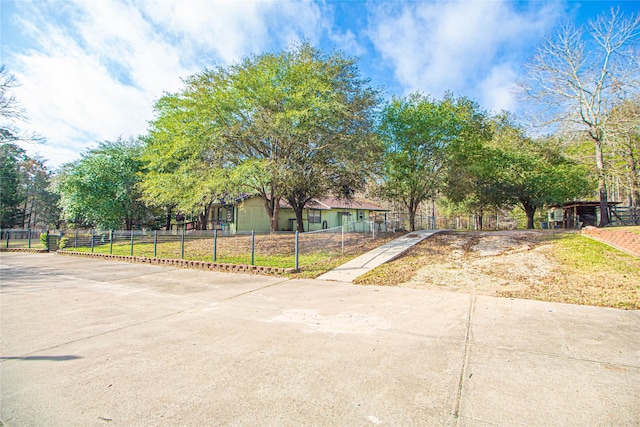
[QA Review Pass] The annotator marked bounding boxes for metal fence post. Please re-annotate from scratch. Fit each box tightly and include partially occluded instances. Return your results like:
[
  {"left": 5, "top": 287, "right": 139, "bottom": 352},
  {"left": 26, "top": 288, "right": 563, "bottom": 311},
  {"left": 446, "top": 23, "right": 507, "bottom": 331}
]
[
  {"left": 130, "top": 230, "right": 134, "bottom": 256},
  {"left": 45, "top": 230, "right": 50, "bottom": 252},
  {"left": 5, "top": 230, "right": 9, "bottom": 248},
  {"left": 213, "top": 229, "right": 217, "bottom": 262},
  {"left": 28, "top": 229, "right": 31, "bottom": 248},
  {"left": 251, "top": 230, "right": 255, "bottom": 265},
  {"left": 153, "top": 230, "right": 157, "bottom": 258},
  {"left": 110, "top": 230, "right": 113, "bottom": 254},
  {"left": 181, "top": 229, "right": 185, "bottom": 259},
  {"left": 74, "top": 229, "right": 78, "bottom": 248},
  {"left": 295, "top": 230, "right": 299, "bottom": 271},
  {"left": 90, "top": 229, "right": 94, "bottom": 253}
]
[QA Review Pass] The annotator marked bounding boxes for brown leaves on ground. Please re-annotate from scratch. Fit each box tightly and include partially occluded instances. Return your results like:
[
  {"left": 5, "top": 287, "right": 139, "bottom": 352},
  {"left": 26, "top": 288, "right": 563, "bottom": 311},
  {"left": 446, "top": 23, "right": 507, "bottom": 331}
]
[{"left": 354, "top": 230, "right": 640, "bottom": 310}]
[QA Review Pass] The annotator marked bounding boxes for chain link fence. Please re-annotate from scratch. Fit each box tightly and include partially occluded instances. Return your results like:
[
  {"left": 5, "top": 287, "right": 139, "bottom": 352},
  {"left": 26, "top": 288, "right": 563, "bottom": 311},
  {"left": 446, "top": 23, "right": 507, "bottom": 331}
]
[
  {"left": 1, "top": 222, "right": 401, "bottom": 271},
  {"left": 3, "top": 213, "right": 519, "bottom": 271},
  {"left": 0, "top": 213, "right": 517, "bottom": 267},
  {"left": 0, "top": 229, "right": 49, "bottom": 250}
]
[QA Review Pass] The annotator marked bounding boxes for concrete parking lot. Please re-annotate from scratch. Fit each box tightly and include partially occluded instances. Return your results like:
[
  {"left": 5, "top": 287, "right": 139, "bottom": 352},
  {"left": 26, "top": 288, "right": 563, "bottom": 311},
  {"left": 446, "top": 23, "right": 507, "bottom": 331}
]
[{"left": 1, "top": 252, "right": 639, "bottom": 426}]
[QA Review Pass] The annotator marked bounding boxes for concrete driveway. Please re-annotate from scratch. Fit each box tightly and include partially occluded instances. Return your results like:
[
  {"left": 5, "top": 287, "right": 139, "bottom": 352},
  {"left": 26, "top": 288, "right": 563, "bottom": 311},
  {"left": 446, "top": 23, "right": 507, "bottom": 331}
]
[{"left": 1, "top": 252, "right": 639, "bottom": 426}]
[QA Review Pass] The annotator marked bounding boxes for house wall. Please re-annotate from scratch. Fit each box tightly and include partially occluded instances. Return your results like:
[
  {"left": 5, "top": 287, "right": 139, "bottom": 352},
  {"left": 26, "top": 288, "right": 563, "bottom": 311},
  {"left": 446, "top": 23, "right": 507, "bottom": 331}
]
[
  {"left": 278, "top": 208, "right": 377, "bottom": 232},
  {"left": 226, "top": 196, "right": 386, "bottom": 233},
  {"left": 236, "top": 197, "right": 271, "bottom": 232},
  {"left": 278, "top": 209, "right": 299, "bottom": 231}
]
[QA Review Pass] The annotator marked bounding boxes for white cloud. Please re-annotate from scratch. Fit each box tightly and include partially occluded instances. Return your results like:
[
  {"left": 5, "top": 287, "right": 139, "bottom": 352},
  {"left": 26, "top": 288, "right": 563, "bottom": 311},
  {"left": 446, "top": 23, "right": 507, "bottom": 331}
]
[
  {"left": 139, "top": 0, "right": 326, "bottom": 64},
  {"left": 367, "top": 0, "right": 564, "bottom": 111},
  {"left": 479, "top": 63, "right": 518, "bottom": 113},
  {"left": 5, "top": 0, "right": 329, "bottom": 169}
]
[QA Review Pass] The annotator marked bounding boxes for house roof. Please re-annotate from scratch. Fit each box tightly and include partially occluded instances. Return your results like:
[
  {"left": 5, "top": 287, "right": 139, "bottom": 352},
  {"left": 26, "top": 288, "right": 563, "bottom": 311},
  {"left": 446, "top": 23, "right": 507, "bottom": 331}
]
[
  {"left": 283, "top": 197, "right": 387, "bottom": 211},
  {"left": 315, "top": 196, "right": 387, "bottom": 211},
  {"left": 549, "top": 200, "right": 621, "bottom": 209},
  {"left": 216, "top": 193, "right": 388, "bottom": 211}
]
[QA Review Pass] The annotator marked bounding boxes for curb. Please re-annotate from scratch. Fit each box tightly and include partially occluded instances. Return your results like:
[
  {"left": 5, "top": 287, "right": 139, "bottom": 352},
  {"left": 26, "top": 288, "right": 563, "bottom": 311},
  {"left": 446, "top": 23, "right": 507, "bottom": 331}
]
[
  {"left": 0, "top": 248, "right": 48, "bottom": 253},
  {"left": 56, "top": 251, "right": 296, "bottom": 275},
  {"left": 581, "top": 226, "right": 640, "bottom": 257}
]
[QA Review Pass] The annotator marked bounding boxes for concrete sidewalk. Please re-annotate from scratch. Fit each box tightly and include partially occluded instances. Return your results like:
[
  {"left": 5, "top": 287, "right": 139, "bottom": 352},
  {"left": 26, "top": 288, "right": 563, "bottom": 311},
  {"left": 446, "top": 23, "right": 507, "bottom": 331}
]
[
  {"left": 1, "top": 252, "right": 639, "bottom": 426},
  {"left": 317, "top": 229, "right": 442, "bottom": 282}
]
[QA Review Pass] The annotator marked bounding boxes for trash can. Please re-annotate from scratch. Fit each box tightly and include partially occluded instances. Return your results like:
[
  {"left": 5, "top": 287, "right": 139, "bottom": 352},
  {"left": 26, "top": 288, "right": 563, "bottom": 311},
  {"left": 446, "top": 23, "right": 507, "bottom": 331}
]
[{"left": 540, "top": 222, "right": 548, "bottom": 229}]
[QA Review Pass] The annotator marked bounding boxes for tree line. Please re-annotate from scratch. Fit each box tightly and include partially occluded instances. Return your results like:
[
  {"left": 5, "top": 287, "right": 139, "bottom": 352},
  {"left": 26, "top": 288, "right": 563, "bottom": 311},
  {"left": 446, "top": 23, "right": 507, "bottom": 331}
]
[{"left": 1, "top": 9, "right": 638, "bottom": 231}]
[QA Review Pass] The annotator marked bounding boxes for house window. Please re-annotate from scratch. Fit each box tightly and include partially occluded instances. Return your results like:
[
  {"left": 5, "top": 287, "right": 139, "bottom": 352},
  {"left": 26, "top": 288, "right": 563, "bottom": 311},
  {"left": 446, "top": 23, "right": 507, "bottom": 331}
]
[
  {"left": 357, "top": 210, "right": 364, "bottom": 221},
  {"left": 308, "top": 209, "right": 321, "bottom": 224}
]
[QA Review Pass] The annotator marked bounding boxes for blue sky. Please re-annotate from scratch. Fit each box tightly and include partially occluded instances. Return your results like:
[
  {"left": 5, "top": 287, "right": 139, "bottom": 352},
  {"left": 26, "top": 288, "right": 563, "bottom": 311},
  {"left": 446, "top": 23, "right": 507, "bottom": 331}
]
[{"left": 1, "top": 0, "right": 638, "bottom": 169}]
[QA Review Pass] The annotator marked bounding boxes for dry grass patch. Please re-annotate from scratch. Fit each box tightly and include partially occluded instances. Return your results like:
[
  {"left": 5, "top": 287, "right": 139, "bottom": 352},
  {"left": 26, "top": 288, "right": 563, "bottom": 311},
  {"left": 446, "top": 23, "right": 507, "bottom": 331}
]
[{"left": 354, "top": 230, "right": 640, "bottom": 310}]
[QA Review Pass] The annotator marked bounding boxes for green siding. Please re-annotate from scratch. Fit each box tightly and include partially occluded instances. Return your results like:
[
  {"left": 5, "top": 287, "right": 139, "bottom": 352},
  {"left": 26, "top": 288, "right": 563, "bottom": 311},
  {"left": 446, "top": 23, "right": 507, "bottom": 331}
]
[
  {"left": 278, "top": 209, "right": 298, "bottom": 231},
  {"left": 236, "top": 197, "right": 271, "bottom": 232},
  {"left": 217, "top": 196, "right": 387, "bottom": 233}
]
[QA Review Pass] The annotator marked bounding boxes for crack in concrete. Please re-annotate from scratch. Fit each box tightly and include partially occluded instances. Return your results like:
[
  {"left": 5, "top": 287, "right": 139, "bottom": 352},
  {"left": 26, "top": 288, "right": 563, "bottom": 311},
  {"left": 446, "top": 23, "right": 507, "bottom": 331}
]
[
  {"left": 0, "top": 310, "right": 187, "bottom": 362},
  {"left": 454, "top": 294, "right": 475, "bottom": 423},
  {"left": 223, "top": 279, "right": 290, "bottom": 301}
]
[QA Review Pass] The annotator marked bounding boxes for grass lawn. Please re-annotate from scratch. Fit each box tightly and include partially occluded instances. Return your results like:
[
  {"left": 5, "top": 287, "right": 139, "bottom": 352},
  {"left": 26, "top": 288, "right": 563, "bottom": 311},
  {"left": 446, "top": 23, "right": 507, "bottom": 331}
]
[
  {"left": 537, "top": 233, "right": 640, "bottom": 309},
  {"left": 61, "top": 232, "right": 404, "bottom": 278}
]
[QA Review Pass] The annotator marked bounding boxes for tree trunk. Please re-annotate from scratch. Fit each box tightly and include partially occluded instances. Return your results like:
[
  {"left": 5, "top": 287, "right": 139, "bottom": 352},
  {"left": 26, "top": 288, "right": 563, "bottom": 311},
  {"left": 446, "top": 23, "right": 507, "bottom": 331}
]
[
  {"left": 522, "top": 202, "right": 537, "bottom": 229},
  {"left": 408, "top": 200, "right": 418, "bottom": 232},
  {"left": 198, "top": 207, "right": 208, "bottom": 230},
  {"left": 165, "top": 206, "right": 172, "bottom": 230},
  {"left": 293, "top": 206, "right": 305, "bottom": 233},
  {"left": 21, "top": 196, "right": 29, "bottom": 228},
  {"left": 263, "top": 195, "right": 280, "bottom": 233},
  {"left": 270, "top": 203, "right": 279, "bottom": 233},
  {"left": 594, "top": 137, "right": 610, "bottom": 227},
  {"left": 627, "top": 144, "right": 640, "bottom": 224}
]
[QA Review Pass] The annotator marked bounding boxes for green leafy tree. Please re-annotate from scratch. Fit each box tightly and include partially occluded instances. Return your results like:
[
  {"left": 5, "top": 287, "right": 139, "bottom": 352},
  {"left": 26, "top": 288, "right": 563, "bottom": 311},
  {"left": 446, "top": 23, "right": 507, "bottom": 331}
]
[
  {"left": 446, "top": 116, "right": 594, "bottom": 229},
  {"left": 20, "top": 155, "right": 60, "bottom": 228},
  {"left": 378, "top": 93, "right": 490, "bottom": 231},
  {"left": 443, "top": 145, "right": 509, "bottom": 229},
  {"left": 0, "top": 143, "right": 26, "bottom": 228},
  {"left": 140, "top": 90, "right": 227, "bottom": 230},
  {"left": 53, "top": 138, "right": 150, "bottom": 230},
  {"left": 142, "top": 42, "right": 381, "bottom": 232},
  {"left": 0, "top": 143, "right": 60, "bottom": 229}
]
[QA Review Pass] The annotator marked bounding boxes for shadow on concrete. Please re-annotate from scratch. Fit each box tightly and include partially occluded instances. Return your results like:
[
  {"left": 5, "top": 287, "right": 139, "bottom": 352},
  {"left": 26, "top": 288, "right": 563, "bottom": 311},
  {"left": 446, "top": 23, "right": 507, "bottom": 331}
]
[{"left": 0, "top": 355, "right": 81, "bottom": 362}]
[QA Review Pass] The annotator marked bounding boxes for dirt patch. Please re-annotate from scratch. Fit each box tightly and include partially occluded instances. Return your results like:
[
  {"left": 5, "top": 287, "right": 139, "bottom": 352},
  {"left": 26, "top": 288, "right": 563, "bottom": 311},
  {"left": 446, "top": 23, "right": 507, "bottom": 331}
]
[
  {"left": 401, "top": 231, "right": 554, "bottom": 295},
  {"left": 355, "top": 230, "right": 640, "bottom": 309}
]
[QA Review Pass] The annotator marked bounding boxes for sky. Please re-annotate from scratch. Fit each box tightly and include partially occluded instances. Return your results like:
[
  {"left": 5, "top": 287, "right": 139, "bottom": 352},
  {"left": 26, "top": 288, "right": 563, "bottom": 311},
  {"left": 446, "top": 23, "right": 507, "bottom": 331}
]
[{"left": 1, "top": 0, "right": 638, "bottom": 169}]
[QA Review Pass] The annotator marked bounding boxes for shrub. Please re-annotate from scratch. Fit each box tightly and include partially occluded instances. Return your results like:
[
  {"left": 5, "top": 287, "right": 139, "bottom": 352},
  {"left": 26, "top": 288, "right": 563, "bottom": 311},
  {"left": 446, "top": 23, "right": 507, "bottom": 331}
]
[{"left": 59, "top": 236, "right": 69, "bottom": 250}]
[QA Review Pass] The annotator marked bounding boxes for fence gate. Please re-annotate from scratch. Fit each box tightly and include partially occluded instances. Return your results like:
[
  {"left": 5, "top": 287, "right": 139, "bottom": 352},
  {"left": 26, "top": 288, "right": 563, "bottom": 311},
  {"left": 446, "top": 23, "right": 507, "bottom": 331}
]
[{"left": 46, "top": 233, "right": 60, "bottom": 252}]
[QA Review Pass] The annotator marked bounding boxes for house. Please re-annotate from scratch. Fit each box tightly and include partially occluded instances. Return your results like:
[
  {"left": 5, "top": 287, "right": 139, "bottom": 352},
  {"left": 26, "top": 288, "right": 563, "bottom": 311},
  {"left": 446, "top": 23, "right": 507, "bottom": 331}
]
[{"left": 208, "top": 195, "right": 389, "bottom": 232}]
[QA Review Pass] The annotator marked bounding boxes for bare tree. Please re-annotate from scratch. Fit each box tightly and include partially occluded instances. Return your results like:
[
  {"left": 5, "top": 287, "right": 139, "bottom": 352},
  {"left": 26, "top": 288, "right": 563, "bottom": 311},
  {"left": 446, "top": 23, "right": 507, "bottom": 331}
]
[
  {"left": 0, "top": 65, "right": 43, "bottom": 144},
  {"left": 607, "top": 98, "right": 640, "bottom": 223},
  {"left": 523, "top": 9, "right": 640, "bottom": 226}
]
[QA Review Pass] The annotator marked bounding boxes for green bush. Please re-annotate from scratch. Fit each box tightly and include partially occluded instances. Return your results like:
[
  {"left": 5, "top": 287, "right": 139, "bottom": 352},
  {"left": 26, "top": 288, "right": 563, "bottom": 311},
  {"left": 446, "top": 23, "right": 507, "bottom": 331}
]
[
  {"left": 59, "top": 236, "right": 69, "bottom": 250},
  {"left": 40, "top": 232, "right": 48, "bottom": 247}
]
